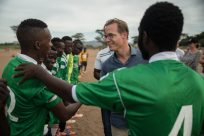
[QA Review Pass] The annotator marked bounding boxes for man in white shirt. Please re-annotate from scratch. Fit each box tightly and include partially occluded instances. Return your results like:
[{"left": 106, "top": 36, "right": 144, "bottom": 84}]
[
  {"left": 176, "top": 43, "right": 184, "bottom": 59},
  {"left": 93, "top": 47, "right": 113, "bottom": 80}
]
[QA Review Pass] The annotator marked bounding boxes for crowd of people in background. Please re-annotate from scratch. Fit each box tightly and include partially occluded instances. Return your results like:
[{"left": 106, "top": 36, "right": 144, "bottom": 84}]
[
  {"left": 46, "top": 36, "right": 89, "bottom": 135},
  {"left": 1, "top": 1, "right": 204, "bottom": 136}
]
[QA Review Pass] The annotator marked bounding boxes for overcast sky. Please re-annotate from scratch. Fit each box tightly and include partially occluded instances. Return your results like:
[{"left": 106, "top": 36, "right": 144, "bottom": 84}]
[{"left": 0, "top": 0, "right": 203, "bottom": 43}]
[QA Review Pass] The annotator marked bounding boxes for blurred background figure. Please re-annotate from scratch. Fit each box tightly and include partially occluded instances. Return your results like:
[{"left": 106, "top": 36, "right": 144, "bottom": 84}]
[
  {"left": 181, "top": 38, "right": 202, "bottom": 72},
  {"left": 44, "top": 46, "right": 57, "bottom": 71},
  {"left": 0, "top": 79, "right": 10, "bottom": 136},
  {"left": 70, "top": 39, "right": 83, "bottom": 85},
  {"left": 80, "top": 47, "right": 89, "bottom": 73},
  {"left": 176, "top": 43, "right": 184, "bottom": 60},
  {"left": 62, "top": 36, "right": 73, "bottom": 83}
]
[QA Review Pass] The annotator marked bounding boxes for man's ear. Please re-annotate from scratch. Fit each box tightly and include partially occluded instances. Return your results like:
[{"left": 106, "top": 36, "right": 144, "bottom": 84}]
[
  {"left": 142, "top": 31, "right": 149, "bottom": 46},
  {"left": 122, "top": 32, "right": 128, "bottom": 39},
  {"left": 143, "top": 31, "right": 156, "bottom": 52},
  {"left": 34, "top": 41, "right": 41, "bottom": 50}
]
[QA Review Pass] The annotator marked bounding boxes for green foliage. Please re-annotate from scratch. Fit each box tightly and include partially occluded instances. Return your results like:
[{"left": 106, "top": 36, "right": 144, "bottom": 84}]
[
  {"left": 132, "top": 36, "right": 138, "bottom": 44},
  {"left": 95, "top": 29, "right": 105, "bottom": 45},
  {"left": 0, "top": 43, "right": 20, "bottom": 49},
  {"left": 71, "top": 33, "right": 85, "bottom": 41},
  {"left": 179, "top": 38, "right": 190, "bottom": 46},
  {"left": 10, "top": 25, "right": 18, "bottom": 33},
  {"left": 179, "top": 32, "right": 204, "bottom": 47},
  {"left": 196, "top": 32, "right": 204, "bottom": 47}
]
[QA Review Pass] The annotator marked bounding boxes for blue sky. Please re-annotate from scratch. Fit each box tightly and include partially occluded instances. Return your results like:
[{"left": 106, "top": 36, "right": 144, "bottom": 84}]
[{"left": 0, "top": 0, "right": 203, "bottom": 43}]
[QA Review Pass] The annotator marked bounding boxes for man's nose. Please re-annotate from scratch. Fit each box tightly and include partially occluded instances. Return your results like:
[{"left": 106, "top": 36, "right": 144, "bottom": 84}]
[{"left": 104, "top": 37, "right": 111, "bottom": 42}]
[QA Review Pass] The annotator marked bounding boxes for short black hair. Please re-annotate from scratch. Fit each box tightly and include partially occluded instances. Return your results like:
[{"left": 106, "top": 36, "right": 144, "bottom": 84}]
[
  {"left": 189, "top": 38, "right": 198, "bottom": 44},
  {"left": 139, "top": 2, "right": 184, "bottom": 51},
  {"left": 62, "top": 36, "right": 72, "bottom": 41},
  {"left": 189, "top": 37, "right": 199, "bottom": 48},
  {"left": 51, "top": 37, "right": 61, "bottom": 44},
  {"left": 51, "top": 37, "right": 64, "bottom": 47},
  {"left": 73, "top": 39, "right": 83, "bottom": 45},
  {"left": 51, "top": 45, "right": 57, "bottom": 51},
  {"left": 73, "top": 39, "right": 83, "bottom": 49},
  {"left": 16, "top": 18, "right": 48, "bottom": 50}
]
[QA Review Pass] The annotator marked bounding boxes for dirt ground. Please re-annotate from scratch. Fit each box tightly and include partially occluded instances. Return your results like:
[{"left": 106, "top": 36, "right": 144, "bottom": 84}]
[{"left": 0, "top": 48, "right": 104, "bottom": 136}]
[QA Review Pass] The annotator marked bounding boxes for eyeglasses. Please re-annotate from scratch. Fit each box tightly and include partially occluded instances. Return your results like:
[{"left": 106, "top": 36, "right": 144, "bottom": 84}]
[{"left": 103, "top": 33, "right": 117, "bottom": 40}]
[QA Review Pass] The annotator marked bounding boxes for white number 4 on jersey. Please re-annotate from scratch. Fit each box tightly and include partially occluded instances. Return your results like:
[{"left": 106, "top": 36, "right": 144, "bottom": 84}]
[{"left": 169, "top": 105, "right": 192, "bottom": 136}]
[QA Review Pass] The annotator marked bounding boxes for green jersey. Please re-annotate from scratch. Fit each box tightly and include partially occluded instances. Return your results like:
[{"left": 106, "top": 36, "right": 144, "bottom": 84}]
[
  {"left": 52, "top": 53, "right": 68, "bottom": 81},
  {"left": 50, "top": 53, "right": 68, "bottom": 125},
  {"left": 67, "top": 53, "right": 74, "bottom": 83},
  {"left": 74, "top": 59, "right": 204, "bottom": 136},
  {"left": 70, "top": 55, "right": 79, "bottom": 85},
  {"left": 2, "top": 54, "right": 61, "bottom": 136}
]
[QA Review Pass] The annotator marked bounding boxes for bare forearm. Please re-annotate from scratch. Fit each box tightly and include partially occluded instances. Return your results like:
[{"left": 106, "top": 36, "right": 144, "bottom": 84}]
[
  {"left": 93, "top": 69, "right": 101, "bottom": 80},
  {"left": 51, "top": 102, "right": 82, "bottom": 121},
  {"left": 37, "top": 69, "right": 74, "bottom": 102},
  {"left": 0, "top": 110, "right": 10, "bottom": 136},
  {"left": 65, "top": 103, "right": 82, "bottom": 117}
]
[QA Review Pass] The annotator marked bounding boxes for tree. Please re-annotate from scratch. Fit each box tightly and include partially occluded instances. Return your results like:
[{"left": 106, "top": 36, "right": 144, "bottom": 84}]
[
  {"left": 10, "top": 25, "right": 18, "bottom": 33},
  {"left": 179, "top": 32, "right": 204, "bottom": 47},
  {"left": 95, "top": 29, "right": 105, "bottom": 45},
  {"left": 71, "top": 33, "right": 85, "bottom": 41},
  {"left": 195, "top": 32, "right": 204, "bottom": 47},
  {"left": 132, "top": 36, "right": 138, "bottom": 44}
]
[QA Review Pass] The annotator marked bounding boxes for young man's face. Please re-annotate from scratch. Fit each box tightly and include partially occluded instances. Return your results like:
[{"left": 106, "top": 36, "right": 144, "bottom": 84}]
[
  {"left": 72, "top": 44, "right": 82, "bottom": 55},
  {"left": 189, "top": 42, "right": 197, "bottom": 49},
  {"left": 44, "top": 49, "right": 57, "bottom": 70},
  {"left": 37, "top": 28, "right": 52, "bottom": 62},
  {"left": 55, "top": 42, "right": 65, "bottom": 57},
  {"left": 64, "top": 40, "right": 73, "bottom": 54},
  {"left": 104, "top": 23, "right": 127, "bottom": 52}
]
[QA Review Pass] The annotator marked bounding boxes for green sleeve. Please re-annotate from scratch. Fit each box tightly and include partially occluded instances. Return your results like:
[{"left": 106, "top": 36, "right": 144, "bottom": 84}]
[
  {"left": 32, "top": 88, "right": 62, "bottom": 109},
  {"left": 76, "top": 72, "right": 124, "bottom": 112}
]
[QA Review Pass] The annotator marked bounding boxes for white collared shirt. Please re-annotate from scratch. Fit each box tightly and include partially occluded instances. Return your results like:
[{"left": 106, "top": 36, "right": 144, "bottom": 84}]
[
  {"left": 17, "top": 53, "right": 50, "bottom": 73},
  {"left": 149, "top": 51, "right": 179, "bottom": 63}
]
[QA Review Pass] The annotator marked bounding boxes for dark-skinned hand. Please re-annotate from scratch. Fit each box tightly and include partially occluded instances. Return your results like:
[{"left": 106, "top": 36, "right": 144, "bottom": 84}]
[
  {"left": 0, "top": 79, "right": 9, "bottom": 109},
  {"left": 14, "top": 63, "right": 44, "bottom": 84}
]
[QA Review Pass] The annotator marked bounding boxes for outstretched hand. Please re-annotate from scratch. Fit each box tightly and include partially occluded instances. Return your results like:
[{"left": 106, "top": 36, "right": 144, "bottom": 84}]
[
  {"left": 0, "top": 79, "right": 9, "bottom": 109},
  {"left": 14, "top": 63, "right": 43, "bottom": 84}
]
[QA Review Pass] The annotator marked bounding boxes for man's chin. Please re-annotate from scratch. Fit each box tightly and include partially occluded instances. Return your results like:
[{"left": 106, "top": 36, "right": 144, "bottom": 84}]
[{"left": 108, "top": 46, "right": 116, "bottom": 51}]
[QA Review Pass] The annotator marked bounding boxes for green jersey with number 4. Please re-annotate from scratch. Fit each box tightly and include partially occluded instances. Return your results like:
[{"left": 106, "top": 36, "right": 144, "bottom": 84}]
[
  {"left": 2, "top": 55, "right": 61, "bottom": 136},
  {"left": 75, "top": 60, "right": 204, "bottom": 136}
]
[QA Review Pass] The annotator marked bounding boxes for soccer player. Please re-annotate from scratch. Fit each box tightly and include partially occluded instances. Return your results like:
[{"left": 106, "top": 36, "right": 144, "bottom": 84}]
[
  {"left": 62, "top": 36, "right": 73, "bottom": 83},
  {"left": 0, "top": 79, "right": 10, "bottom": 136},
  {"left": 70, "top": 39, "right": 83, "bottom": 85},
  {"left": 14, "top": 2, "right": 204, "bottom": 136},
  {"left": 80, "top": 47, "right": 88, "bottom": 72},
  {"left": 51, "top": 37, "right": 68, "bottom": 80},
  {"left": 2, "top": 19, "right": 81, "bottom": 136},
  {"left": 43, "top": 46, "right": 57, "bottom": 71}
]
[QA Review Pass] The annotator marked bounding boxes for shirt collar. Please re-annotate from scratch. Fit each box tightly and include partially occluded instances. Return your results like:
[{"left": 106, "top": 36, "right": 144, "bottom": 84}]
[
  {"left": 17, "top": 53, "right": 47, "bottom": 69},
  {"left": 130, "top": 46, "right": 137, "bottom": 55},
  {"left": 149, "top": 51, "right": 179, "bottom": 63}
]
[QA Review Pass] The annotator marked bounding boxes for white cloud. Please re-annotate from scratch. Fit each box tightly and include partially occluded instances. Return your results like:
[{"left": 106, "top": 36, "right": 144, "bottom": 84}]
[{"left": 0, "top": 0, "right": 203, "bottom": 43}]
